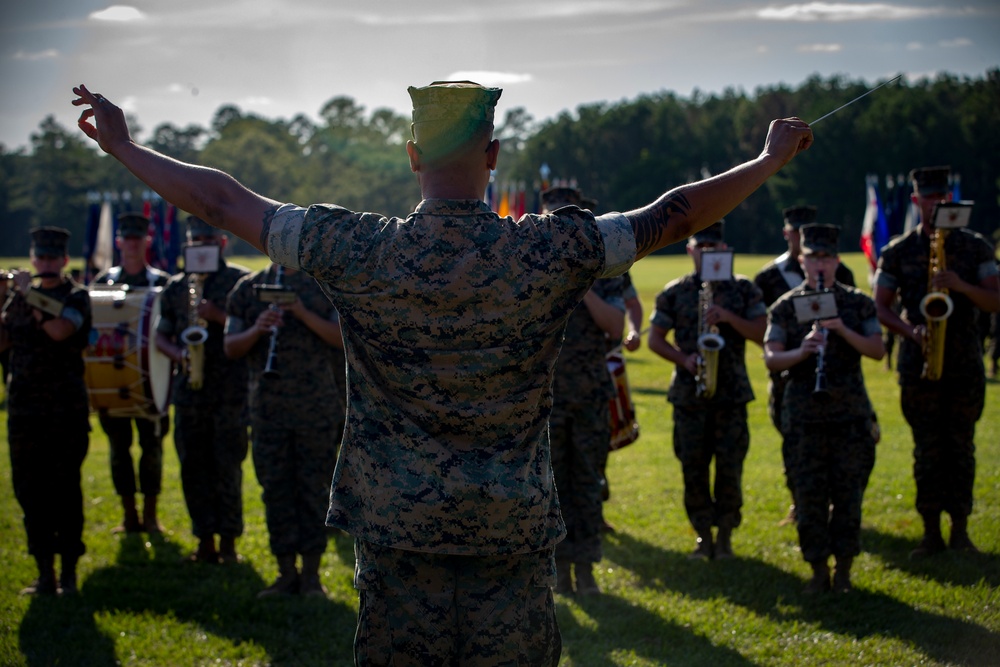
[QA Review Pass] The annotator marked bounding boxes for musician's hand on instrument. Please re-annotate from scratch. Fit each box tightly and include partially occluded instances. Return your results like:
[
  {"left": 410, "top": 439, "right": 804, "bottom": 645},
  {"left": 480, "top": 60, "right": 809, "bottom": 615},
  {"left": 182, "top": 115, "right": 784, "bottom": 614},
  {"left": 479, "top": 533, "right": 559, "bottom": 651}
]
[
  {"left": 72, "top": 84, "right": 132, "bottom": 156},
  {"left": 820, "top": 317, "right": 846, "bottom": 334},
  {"left": 281, "top": 297, "right": 306, "bottom": 319},
  {"left": 11, "top": 269, "right": 31, "bottom": 293},
  {"left": 623, "top": 330, "right": 641, "bottom": 352},
  {"left": 197, "top": 300, "right": 226, "bottom": 324},
  {"left": 931, "top": 269, "right": 964, "bottom": 292},
  {"left": 683, "top": 353, "right": 699, "bottom": 376},
  {"left": 705, "top": 305, "right": 730, "bottom": 326},
  {"left": 910, "top": 324, "right": 926, "bottom": 344},
  {"left": 254, "top": 308, "right": 283, "bottom": 333}
]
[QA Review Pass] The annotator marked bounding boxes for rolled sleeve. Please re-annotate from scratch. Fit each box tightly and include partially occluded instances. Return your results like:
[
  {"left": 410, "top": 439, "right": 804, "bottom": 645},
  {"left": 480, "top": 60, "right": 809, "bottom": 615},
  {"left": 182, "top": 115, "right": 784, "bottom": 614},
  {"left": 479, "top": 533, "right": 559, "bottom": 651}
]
[
  {"left": 765, "top": 321, "right": 787, "bottom": 345},
  {"left": 266, "top": 204, "right": 307, "bottom": 270},
  {"left": 872, "top": 268, "right": 896, "bottom": 291},
  {"left": 979, "top": 259, "right": 999, "bottom": 282},
  {"left": 596, "top": 212, "right": 636, "bottom": 278}
]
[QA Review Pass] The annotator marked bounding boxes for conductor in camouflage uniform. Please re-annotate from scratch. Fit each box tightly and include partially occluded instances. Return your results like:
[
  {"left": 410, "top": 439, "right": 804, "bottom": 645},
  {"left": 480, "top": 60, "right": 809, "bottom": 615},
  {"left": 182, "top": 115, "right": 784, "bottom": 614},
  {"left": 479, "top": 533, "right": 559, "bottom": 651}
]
[
  {"left": 225, "top": 263, "right": 345, "bottom": 597},
  {"left": 92, "top": 212, "right": 172, "bottom": 534},
  {"left": 765, "top": 223, "right": 884, "bottom": 593},
  {"left": 75, "top": 78, "right": 812, "bottom": 665},
  {"left": 544, "top": 187, "right": 625, "bottom": 596},
  {"left": 754, "top": 205, "right": 855, "bottom": 525},
  {"left": 1, "top": 227, "right": 92, "bottom": 596},
  {"left": 649, "top": 222, "right": 766, "bottom": 559},
  {"left": 874, "top": 166, "right": 1000, "bottom": 557},
  {"left": 155, "top": 217, "right": 250, "bottom": 564}
]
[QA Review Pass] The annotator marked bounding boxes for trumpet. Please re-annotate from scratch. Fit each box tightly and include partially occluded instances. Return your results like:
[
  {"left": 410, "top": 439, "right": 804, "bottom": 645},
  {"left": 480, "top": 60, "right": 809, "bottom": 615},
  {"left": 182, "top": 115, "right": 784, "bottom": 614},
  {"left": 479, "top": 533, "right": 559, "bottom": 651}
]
[
  {"left": 919, "top": 226, "right": 952, "bottom": 381},
  {"left": 812, "top": 273, "right": 829, "bottom": 396},
  {"left": 695, "top": 280, "right": 725, "bottom": 399},
  {"left": 261, "top": 265, "right": 285, "bottom": 380},
  {"left": 179, "top": 273, "right": 209, "bottom": 390}
]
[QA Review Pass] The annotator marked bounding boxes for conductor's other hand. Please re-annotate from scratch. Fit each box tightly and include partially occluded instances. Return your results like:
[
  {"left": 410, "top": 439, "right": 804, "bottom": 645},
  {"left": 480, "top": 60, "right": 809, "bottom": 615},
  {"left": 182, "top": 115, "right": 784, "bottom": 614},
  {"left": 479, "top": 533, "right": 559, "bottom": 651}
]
[
  {"left": 72, "top": 84, "right": 131, "bottom": 155},
  {"left": 760, "top": 117, "right": 814, "bottom": 167}
]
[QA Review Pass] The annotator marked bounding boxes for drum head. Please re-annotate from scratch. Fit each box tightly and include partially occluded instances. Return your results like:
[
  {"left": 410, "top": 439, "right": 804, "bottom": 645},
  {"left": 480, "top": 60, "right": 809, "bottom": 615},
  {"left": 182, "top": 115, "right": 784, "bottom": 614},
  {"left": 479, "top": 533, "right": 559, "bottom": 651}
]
[{"left": 143, "top": 290, "right": 173, "bottom": 414}]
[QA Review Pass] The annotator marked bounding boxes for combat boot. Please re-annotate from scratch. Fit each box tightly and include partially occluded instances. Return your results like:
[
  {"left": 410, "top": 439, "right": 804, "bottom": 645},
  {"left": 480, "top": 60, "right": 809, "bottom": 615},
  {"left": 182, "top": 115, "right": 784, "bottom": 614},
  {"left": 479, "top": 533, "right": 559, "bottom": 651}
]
[
  {"left": 715, "top": 526, "right": 734, "bottom": 559},
  {"left": 555, "top": 559, "right": 573, "bottom": 595},
  {"left": 21, "top": 555, "right": 57, "bottom": 596},
  {"left": 219, "top": 536, "right": 241, "bottom": 564},
  {"left": 258, "top": 554, "right": 299, "bottom": 598},
  {"left": 142, "top": 495, "right": 165, "bottom": 534},
  {"left": 299, "top": 554, "right": 329, "bottom": 598},
  {"left": 574, "top": 562, "right": 600, "bottom": 596},
  {"left": 832, "top": 555, "right": 853, "bottom": 593},
  {"left": 59, "top": 555, "right": 79, "bottom": 596},
  {"left": 688, "top": 530, "right": 713, "bottom": 560},
  {"left": 910, "top": 513, "right": 946, "bottom": 558},
  {"left": 803, "top": 559, "right": 831, "bottom": 594},
  {"left": 948, "top": 514, "right": 979, "bottom": 553},
  {"left": 113, "top": 495, "right": 143, "bottom": 533}
]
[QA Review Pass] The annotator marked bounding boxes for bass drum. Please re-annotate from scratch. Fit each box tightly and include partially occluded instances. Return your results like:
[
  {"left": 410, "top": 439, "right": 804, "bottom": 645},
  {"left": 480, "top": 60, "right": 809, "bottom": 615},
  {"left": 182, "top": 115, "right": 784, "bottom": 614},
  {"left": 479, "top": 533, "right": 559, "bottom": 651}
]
[
  {"left": 607, "top": 350, "right": 639, "bottom": 451},
  {"left": 84, "top": 286, "right": 172, "bottom": 419}
]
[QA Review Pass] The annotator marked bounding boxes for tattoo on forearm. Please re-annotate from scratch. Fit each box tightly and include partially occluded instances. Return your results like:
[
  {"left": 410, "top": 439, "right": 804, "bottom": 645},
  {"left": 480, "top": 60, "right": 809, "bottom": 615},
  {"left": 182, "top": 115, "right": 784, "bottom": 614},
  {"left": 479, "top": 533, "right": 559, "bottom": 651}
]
[
  {"left": 259, "top": 204, "right": 279, "bottom": 251},
  {"left": 632, "top": 192, "right": 692, "bottom": 255}
]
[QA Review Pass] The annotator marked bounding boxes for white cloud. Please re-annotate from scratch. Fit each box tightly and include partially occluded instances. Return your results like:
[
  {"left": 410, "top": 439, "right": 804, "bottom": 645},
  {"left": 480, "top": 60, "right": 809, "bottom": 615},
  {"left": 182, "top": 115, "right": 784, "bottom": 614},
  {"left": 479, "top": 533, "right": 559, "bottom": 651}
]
[
  {"left": 355, "top": 1, "right": 675, "bottom": 26},
  {"left": 796, "top": 43, "right": 843, "bottom": 52},
  {"left": 906, "top": 41, "right": 924, "bottom": 50},
  {"left": 89, "top": 6, "right": 147, "bottom": 22},
  {"left": 756, "top": 3, "right": 940, "bottom": 22},
  {"left": 940, "top": 37, "right": 972, "bottom": 48},
  {"left": 448, "top": 71, "right": 534, "bottom": 87},
  {"left": 13, "top": 49, "right": 59, "bottom": 61},
  {"left": 239, "top": 96, "right": 274, "bottom": 107}
]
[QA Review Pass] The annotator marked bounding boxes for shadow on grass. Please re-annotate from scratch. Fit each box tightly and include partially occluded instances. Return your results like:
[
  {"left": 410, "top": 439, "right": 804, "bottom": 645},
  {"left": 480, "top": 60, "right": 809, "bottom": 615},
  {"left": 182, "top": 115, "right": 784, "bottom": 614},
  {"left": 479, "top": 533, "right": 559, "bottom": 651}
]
[
  {"left": 860, "top": 525, "right": 1000, "bottom": 588},
  {"left": 19, "top": 532, "right": 358, "bottom": 667},
  {"left": 604, "top": 530, "right": 1000, "bottom": 667},
  {"left": 557, "top": 591, "right": 756, "bottom": 667}
]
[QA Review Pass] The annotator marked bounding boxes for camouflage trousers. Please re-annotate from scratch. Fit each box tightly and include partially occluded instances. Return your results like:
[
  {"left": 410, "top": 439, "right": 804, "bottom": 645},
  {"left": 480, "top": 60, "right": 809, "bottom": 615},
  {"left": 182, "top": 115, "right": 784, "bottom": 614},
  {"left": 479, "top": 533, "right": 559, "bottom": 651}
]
[
  {"left": 901, "top": 376, "right": 984, "bottom": 518},
  {"left": 787, "top": 418, "right": 875, "bottom": 563},
  {"left": 767, "top": 372, "right": 796, "bottom": 502},
  {"left": 8, "top": 413, "right": 90, "bottom": 559},
  {"left": 99, "top": 414, "right": 169, "bottom": 497},
  {"left": 672, "top": 402, "right": 750, "bottom": 532},
  {"left": 549, "top": 399, "right": 609, "bottom": 563},
  {"left": 353, "top": 540, "right": 560, "bottom": 667},
  {"left": 251, "top": 418, "right": 340, "bottom": 556},
  {"left": 174, "top": 404, "right": 248, "bottom": 539}
]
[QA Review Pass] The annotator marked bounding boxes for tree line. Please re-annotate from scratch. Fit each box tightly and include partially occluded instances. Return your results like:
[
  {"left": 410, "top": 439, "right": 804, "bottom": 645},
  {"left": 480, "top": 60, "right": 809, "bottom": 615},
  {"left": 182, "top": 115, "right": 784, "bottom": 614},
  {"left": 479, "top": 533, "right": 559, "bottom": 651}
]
[{"left": 1, "top": 70, "right": 997, "bottom": 258}]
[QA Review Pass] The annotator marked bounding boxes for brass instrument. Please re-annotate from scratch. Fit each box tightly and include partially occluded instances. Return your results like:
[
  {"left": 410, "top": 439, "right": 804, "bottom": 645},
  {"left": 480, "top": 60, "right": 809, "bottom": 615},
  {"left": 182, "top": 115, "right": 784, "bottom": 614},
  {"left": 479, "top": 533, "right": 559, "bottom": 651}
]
[
  {"left": 919, "top": 226, "right": 952, "bottom": 381},
  {"left": 179, "top": 273, "right": 209, "bottom": 390},
  {"left": 695, "top": 280, "right": 725, "bottom": 399},
  {"left": 811, "top": 273, "right": 829, "bottom": 396},
  {"left": 262, "top": 265, "right": 284, "bottom": 380}
]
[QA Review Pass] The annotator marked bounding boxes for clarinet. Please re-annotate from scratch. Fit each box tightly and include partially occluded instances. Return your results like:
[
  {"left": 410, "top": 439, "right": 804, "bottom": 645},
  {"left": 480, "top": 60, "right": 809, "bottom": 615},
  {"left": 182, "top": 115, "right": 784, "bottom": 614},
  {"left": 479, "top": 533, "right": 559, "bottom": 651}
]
[
  {"left": 262, "top": 265, "right": 284, "bottom": 380},
  {"left": 812, "top": 272, "right": 829, "bottom": 396}
]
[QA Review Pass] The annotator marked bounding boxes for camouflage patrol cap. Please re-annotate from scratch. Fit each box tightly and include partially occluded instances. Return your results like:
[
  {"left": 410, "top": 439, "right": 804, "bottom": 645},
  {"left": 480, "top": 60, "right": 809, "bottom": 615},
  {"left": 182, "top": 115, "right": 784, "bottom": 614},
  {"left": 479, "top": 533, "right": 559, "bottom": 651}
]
[
  {"left": 800, "top": 223, "right": 840, "bottom": 256},
  {"left": 580, "top": 196, "right": 599, "bottom": 211},
  {"left": 692, "top": 221, "right": 725, "bottom": 244},
  {"left": 30, "top": 226, "right": 70, "bottom": 257},
  {"left": 541, "top": 186, "right": 583, "bottom": 211},
  {"left": 782, "top": 205, "right": 818, "bottom": 229},
  {"left": 117, "top": 212, "right": 151, "bottom": 239},
  {"left": 408, "top": 81, "right": 502, "bottom": 127},
  {"left": 909, "top": 165, "right": 950, "bottom": 195},
  {"left": 186, "top": 215, "right": 221, "bottom": 239}
]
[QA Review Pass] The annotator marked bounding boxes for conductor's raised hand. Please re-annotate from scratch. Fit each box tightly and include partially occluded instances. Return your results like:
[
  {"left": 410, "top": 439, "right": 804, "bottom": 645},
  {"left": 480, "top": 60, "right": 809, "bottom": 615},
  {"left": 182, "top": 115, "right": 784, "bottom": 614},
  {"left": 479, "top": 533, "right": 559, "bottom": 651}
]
[
  {"left": 72, "top": 84, "right": 131, "bottom": 155},
  {"left": 760, "top": 117, "right": 814, "bottom": 167}
]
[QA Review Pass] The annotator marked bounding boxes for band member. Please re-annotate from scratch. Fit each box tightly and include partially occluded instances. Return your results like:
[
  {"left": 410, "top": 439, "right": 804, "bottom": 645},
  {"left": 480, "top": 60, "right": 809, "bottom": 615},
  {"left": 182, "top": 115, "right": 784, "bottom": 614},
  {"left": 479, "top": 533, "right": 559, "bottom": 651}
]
[
  {"left": 754, "top": 205, "right": 856, "bottom": 525},
  {"left": 1, "top": 227, "right": 92, "bottom": 596},
  {"left": 155, "top": 217, "right": 249, "bottom": 564},
  {"left": 649, "top": 221, "right": 766, "bottom": 559},
  {"left": 544, "top": 187, "right": 625, "bottom": 596},
  {"left": 93, "top": 212, "right": 172, "bottom": 533},
  {"left": 765, "top": 223, "right": 884, "bottom": 593},
  {"left": 874, "top": 166, "right": 1000, "bottom": 557},
  {"left": 74, "top": 79, "right": 811, "bottom": 664},
  {"left": 224, "top": 263, "right": 345, "bottom": 597}
]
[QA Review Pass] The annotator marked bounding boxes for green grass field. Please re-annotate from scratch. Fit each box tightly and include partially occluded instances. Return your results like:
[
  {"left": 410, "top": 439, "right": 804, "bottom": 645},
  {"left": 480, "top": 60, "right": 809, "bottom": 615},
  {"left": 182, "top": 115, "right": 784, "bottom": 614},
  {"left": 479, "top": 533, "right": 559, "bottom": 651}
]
[{"left": 1, "top": 252, "right": 998, "bottom": 666}]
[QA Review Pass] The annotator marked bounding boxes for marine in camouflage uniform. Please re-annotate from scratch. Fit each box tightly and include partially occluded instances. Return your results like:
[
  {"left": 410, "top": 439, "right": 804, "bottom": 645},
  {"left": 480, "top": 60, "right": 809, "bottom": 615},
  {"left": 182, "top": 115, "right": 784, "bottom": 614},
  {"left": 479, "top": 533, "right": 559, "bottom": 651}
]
[
  {"left": 155, "top": 217, "right": 249, "bottom": 564},
  {"left": 874, "top": 166, "right": 1000, "bottom": 557},
  {"left": 225, "top": 263, "right": 345, "bottom": 597},
  {"left": 76, "top": 78, "right": 814, "bottom": 666},
  {"left": 92, "top": 212, "right": 172, "bottom": 534},
  {"left": 649, "top": 222, "right": 766, "bottom": 560},
  {"left": 544, "top": 186, "right": 625, "bottom": 596},
  {"left": 1, "top": 227, "right": 92, "bottom": 596},
  {"left": 765, "top": 223, "right": 884, "bottom": 593},
  {"left": 754, "top": 206, "right": 855, "bottom": 525}
]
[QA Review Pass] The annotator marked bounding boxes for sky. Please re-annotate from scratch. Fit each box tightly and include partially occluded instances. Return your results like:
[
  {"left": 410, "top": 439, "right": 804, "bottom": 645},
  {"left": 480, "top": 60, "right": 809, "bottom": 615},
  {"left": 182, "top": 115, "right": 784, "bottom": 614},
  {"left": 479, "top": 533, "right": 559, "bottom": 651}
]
[{"left": 1, "top": 1, "right": 998, "bottom": 152}]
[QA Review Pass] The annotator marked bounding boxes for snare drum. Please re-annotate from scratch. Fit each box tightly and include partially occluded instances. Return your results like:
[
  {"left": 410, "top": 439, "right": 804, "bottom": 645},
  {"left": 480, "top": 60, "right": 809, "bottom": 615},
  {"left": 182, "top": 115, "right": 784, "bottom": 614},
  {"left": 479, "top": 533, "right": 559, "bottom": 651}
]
[
  {"left": 84, "top": 287, "right": 172, "bottom": 419},
  {"left": 607, "top": 351, "right": 639, "bottom": 450}
]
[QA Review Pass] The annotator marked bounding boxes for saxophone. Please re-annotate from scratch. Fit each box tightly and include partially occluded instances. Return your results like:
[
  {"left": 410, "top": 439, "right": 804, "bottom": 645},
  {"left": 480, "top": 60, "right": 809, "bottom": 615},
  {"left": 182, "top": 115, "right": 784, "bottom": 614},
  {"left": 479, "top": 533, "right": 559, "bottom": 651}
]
[
  {"left": 919, "top": 226, "right": 953, "bottom": 381},
  {"left": 179, "top": 273, "right": 209, "bottom": 390},
  {"left": 695, "top": 280, "right": 725, "bottom": 399}
]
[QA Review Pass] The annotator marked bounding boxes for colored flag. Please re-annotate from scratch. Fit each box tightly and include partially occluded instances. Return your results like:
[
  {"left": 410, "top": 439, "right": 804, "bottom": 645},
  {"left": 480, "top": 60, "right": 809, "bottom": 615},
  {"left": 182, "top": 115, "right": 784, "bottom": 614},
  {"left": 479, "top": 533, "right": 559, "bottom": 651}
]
[
  {"left": 91, "top": 199, "right": 115, "bottom": 277},
  {"left": 859, "top": 174, "right": 888, "bottom": 272},
  {"left": 498, "top": 186, "right": 510, "bottom": 218}
]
